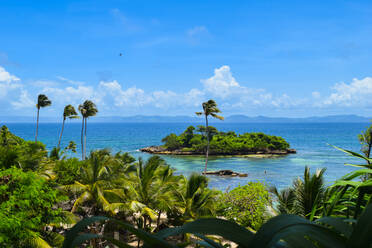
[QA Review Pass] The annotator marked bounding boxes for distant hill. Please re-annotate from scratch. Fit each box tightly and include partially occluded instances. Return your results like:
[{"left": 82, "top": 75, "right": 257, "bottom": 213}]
[{"left": 0, "top": 114, "right": 370, "bottom": 123}]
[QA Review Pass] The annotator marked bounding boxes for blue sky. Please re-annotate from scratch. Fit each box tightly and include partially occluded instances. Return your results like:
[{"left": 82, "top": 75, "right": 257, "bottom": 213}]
[{"left": 1, "top": 0, "right": 372, "bottom": 117}]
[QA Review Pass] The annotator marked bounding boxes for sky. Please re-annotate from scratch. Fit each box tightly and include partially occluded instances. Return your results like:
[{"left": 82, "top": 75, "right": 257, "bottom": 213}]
[{"left": 1, "top": 0, "right": 372, "bottom": 118}]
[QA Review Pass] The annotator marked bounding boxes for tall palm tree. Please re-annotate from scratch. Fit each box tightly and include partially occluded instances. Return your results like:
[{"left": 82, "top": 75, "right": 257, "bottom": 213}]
[
  {"left": 35, "top": 94, "right": 51, "bottom": 143},
  {"left": 196, "top": 100, "right": 224, "bottom": 174},
  {"left": 78, "top": 100, "right": 98, "bottom": 160},
  {"left": 58, "top": 105, "right": 79, "bottom": 148}
]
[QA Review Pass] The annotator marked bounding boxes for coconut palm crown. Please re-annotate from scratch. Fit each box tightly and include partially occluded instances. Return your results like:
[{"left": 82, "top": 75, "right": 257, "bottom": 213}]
[
  {"left": 79, "top": 100, "right": 98, "bottom": 160},
  {"left": 35, "top": 94, "right": 52, "bottom": 143},
  {"left": 57, "top": 105, "right": 79, "bottom": 148},
  {"left": 195, "top": 99, "right": 224, "bottom": 174}
]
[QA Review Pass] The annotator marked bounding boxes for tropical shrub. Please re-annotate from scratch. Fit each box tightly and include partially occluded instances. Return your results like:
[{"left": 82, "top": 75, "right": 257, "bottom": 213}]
[
  {"left": 0, "top": 167, "right": 64, "bottom": 247},
  {"left": 219, "top": 182, "right": 271, "bottom": 230}
]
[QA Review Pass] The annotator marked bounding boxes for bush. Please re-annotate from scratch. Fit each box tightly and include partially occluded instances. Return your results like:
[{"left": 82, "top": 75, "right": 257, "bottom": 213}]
[
  {"left": 219, "top": 182, "right": 271, "bottom": 230},
  {"left": 0, "top": 167, "right": 64, "bottom": 246}
]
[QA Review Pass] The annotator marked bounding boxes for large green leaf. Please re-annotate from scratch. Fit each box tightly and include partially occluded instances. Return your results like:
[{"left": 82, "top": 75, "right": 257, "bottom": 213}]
[
  {"left": 339, "top": 169, "right": 372, "bottom": 181},
  {"left": 155, "top": 218, "right": 254, "bottom": 248},
  {"left": 332, "top": 145, "right": 372, "bottom": 165},
  {"left": 250, "top": 214, "right": 346, "bottom": 248},
  {"left": 348, "top": 204, "right": 372, "bottom": 248},
  {"left": 63, "top": 216, "right": 108, "bottom": 248},
  {"left": 315, "top": 217, "right": 352, "bottom": 238}
]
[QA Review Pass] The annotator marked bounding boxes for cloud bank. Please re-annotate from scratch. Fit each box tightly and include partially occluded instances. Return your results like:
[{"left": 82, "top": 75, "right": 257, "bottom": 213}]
[{"left": 1, "top": 65, "right": 371, "bottom": 116}]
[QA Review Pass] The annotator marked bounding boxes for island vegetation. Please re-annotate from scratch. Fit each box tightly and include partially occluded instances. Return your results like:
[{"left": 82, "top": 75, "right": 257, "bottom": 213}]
[
  {"left": 141, "top": 125, "right": 295, "bottom": 156},
  {"left": 0, "top": 93, "right": 371, "bottom": 247}
]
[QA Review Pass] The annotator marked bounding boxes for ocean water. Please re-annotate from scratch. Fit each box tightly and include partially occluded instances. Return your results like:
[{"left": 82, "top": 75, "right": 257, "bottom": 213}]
[{"left": 2, "top": 122, "right": 369, "bottom": 190}]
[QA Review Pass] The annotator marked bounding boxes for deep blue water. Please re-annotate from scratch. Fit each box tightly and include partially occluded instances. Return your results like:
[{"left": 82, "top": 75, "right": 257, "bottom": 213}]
[{"left": 1, "top": 122, "right": 368, "bottom": 190}]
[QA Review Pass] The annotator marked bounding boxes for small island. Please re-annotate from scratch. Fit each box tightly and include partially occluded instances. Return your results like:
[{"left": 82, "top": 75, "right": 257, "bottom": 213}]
[{"left": 140, "top": 125, "right": 296, "bottom": 156}]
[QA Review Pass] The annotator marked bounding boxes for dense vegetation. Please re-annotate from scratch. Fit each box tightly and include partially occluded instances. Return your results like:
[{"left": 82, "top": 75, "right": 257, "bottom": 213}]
[
  {"left": 0, "top": 95, "right": 371, "bottom": 247},
  {"left": 0, "top": 125, "right": 272, "bottom": 247},
  {"left": 1, "top": 122, "right": 371, "bottom": 247},
  {"left": 67, "top": 122, "right": 372, "bottom": 248},
  {"left": 161, "top": 125, "right": 291, "bottom": 154}
]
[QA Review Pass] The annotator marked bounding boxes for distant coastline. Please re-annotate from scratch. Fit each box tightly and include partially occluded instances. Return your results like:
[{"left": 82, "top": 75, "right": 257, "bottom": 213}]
[{"left": 0, "top": 114, "right": 370, "bottom": 123}]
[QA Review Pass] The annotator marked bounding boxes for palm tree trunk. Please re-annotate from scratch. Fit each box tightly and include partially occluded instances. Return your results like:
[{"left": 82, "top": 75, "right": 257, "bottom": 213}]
[
  {"left": 81, "top": 117, "right": 84, "bottom": 160},
  {"left": 58, "top": 118, "right": 65, "bottom": 148},
  {"left": 35, "top": 108, "right": 40, "bottom": 144},
  {"left": 204, "top": 114, "right": 209, "bottom": 174},
  {"left": 84, "top": 117, "right": 87, "bottom": 160},
  {"left": 156, "top": 211, "right": 162, "bottom": 230}
]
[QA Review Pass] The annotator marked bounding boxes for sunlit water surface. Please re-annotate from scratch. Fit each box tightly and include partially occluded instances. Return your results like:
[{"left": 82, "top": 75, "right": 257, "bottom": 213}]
[{"left": 2, "top": 122, "right": 368, "bottom": 190}]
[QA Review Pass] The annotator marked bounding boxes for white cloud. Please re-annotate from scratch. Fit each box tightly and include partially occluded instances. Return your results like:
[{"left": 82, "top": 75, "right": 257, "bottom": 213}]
[
  {"left": 3, "top": 65, "right": 372, "bottom": 116},
  {"left": 202, "top": 65, "right": 241, "bottom": 98},
  {"left": 0, "top": 66, "right": 20, "bottom": 82},
  {"left": 11, "top": 90, "right": 34, "bottom": 109},
  {"left": 323, "top": 77, "right": 372, "bottom": 106},
  {"left": 0, "top": 66, "right": 21, "bottom": 98},
  {"left": 42, "top": 85, "right": 96, "bottom": 105}
]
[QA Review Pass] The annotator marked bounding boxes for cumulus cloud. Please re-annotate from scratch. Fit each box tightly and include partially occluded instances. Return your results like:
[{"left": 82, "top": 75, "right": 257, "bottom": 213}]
[
  {"left": 0, "top": 66, "right": 20, "bottom": 83},
  {"left": 323, "top": 77, "right": 372, "bottom": 106},
  {"left": 42, "top": 85, "right": 96, "bottom": 105},
  {"left": 0, "top": 66, "right": 21, "bottom": 98},
  {"left": 2, "top": 64, "right": 372, "bottom": 116},
  {"left": 11, "top": 90, "right": 34, "bottom": 109},
  {"left": 202, "top": 65, "right": 241, "bottom": 98}
]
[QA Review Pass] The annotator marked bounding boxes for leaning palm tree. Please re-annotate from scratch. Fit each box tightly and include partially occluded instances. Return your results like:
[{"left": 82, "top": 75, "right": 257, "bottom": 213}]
[
  {"left": 57, "top": 105, "right": 79, "bottom": 148},
  {"left": 35, "top": 94, "right": 52, "bottom": 143},
  {"left": 196, "top": 100, "right": 224, "bottom": 174},
  {"left": 78, "top": 100, "right": 98, "bottom": 160}
]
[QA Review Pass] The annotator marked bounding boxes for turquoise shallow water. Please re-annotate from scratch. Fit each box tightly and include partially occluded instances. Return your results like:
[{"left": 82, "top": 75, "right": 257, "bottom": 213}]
[{"left": 2, "top": 122, "right": 368, "bottom": 190}]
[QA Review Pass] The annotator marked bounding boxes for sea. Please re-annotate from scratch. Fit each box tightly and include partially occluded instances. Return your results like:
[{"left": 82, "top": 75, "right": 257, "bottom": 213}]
[{"left": 1, "top": 122, "right": 369, "bottom": 191}]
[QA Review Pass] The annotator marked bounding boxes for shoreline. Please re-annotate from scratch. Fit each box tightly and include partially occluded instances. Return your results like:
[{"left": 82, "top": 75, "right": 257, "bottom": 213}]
[{"left": 140, "top": 146, "right": 296, "bottom": 157}]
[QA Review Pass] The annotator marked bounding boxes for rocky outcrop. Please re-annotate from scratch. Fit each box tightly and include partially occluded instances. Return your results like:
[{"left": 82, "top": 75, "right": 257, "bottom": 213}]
[
  {"left": 203, "top": 170, "right": 248, "bottom": 177},
  {"left": 140, "top": 146, "right": 296, "bottom": 156}
]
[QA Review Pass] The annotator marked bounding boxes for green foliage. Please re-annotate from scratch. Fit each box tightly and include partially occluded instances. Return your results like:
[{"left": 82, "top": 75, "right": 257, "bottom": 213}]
[
  {"left": 0, "top": 125, "right": 47, "bottom": 171},
  {"left": 358, "top": 122, "right": 372, "bottom": 159},
  {"left": 63, "top": 204, "right": 372, "bottom": 248},
  {"left": 220, "top": 182, "right": 271, "bottom": 230},
  {"left": 53, "top": 158, "right": 82, "bottom": 185},
  {"left": 0, "top": 167, "right": 63, "bottom": 247},
  {"left": 270, "top": 166, "right": 326, "bottom": 219},
  {"left": 161, "top": 133, "right": 181, "bottom": 150},
  {"left": 161, "top": 125, "right": 291, "bottom": 154}
]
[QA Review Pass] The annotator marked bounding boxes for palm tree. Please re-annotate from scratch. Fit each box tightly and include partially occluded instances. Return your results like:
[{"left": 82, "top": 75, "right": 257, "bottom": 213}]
[
  {"left": 174, "top": 173, "right": 219, "bottom": 222},
  {"left": 67, "top": 149, "right": 116, "bottom": 215},
  {"left": 270, "top": 166, "right": 326, "bottom": 219},
  {"left": 35, "top": 94, "right": 51, "bottom": 143},
  {"left": 106, "top": 156, "right": 178, "bottom": 231},
  {"left": 58, "top": 105, "right": 79, "bottom": 148},
  {"left": 78, "top": 100, "right": 98, "bottom": 160},
  {"left": 196, "top": 100, "right": 224, "bottom": 174}
]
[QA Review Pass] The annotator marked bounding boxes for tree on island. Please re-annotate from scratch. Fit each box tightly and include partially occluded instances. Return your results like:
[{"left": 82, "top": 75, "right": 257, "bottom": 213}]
[
  {"left": 57, "top": 104, "right": 79, "bottom": 148},
  {"left": 196, "top": 99, "right": 224, "bottom": 174},
  {"left": 78, "top": 100, "right": 98, "bottom": 160},
  {"left": 35, "top": 94, "right": 51, "bottom": 144}
]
